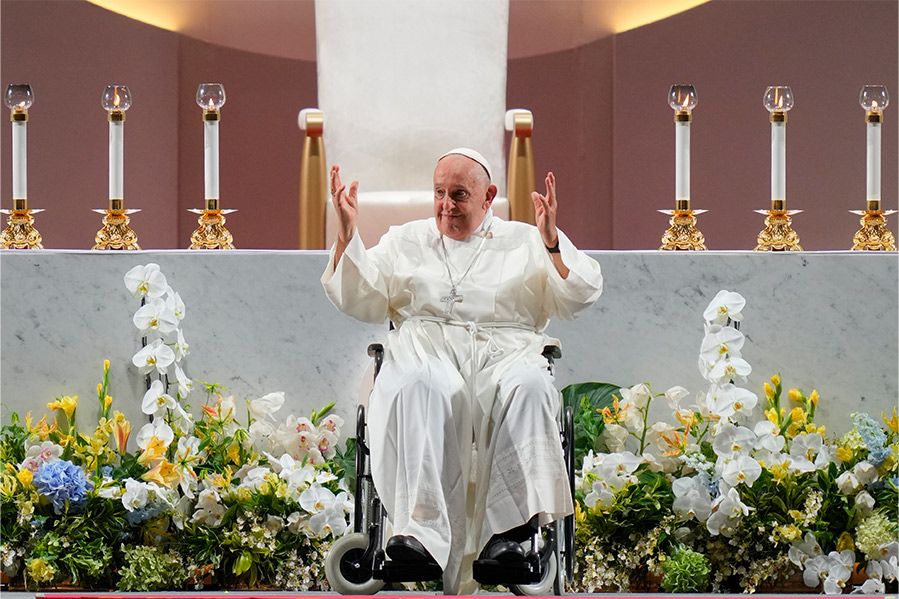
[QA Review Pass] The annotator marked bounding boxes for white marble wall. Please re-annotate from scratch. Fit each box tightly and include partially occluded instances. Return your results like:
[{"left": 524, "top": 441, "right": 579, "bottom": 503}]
[{"left": 1, "top": 250, "right": 896, "bottom": 436}]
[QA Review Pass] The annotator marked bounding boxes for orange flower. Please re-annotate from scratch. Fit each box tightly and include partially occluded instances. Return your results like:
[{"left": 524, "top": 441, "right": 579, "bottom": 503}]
[
  {"left": 112, "top": 412, "right": 132, "bottom": 454},
  {"left": 143, "top": 459, "right": 180, "bottom": 487}
]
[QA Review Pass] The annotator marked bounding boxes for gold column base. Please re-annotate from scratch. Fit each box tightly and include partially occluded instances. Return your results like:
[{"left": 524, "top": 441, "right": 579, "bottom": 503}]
[
  {"left": 1, "top": 203, "right": 43, "bottom": 249},
  {"left": 754, "top": 209, "right": 802, "bottom": 251},
  {"left": 188, "top": 205, "right": 235, "bottom": 250},
  {"left": 659, "top": 208, "right": 707, "bottom": 250},
  {"left": 850, "top": 209, "right": 896, "bottom": 251},
  {"left": 93, "top": 202, "right": 140, "bottom": 250}
]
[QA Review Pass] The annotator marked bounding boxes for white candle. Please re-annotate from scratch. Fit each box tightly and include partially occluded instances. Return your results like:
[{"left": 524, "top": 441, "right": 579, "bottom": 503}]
[
  {"left": 109, "top": 119, "right": 124, "bottom": 199},
  {"left": 675, "top": 120, "right": 690, "bottom": 201},
  {"left": 204, "top": 118, "right": 219, "bottom": 199},
  {"left": 866, "top": 119, "right": 881, "bottom": 201},
  {"left": 11, "top": 119, "right": 26, "bottom": 199},
  {"left": 771, "top": 119, "right": 786, "bottom": 201}
]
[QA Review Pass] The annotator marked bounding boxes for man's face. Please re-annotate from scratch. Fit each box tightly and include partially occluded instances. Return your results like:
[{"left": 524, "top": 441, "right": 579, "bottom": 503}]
[{"left": 433, "top": 154, "right": 496, "bottom": 241}]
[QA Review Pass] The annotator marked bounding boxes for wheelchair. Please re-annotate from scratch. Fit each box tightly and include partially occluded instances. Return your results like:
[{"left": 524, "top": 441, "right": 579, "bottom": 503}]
[{"left": 324, "top": 343, "right": 576, "bottom": 595}]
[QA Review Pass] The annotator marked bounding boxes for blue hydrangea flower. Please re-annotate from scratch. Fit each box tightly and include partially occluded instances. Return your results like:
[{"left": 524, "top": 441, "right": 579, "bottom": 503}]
[
  {"left": 33, "top": 460, "right": 93, "bottom": 514},
  {"left": 852, "top": 413, "right": 888, "bottom": 463}
]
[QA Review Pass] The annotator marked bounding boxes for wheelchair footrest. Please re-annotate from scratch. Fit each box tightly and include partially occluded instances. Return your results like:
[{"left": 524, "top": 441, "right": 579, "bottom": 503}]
[
  {"left": 373, "top": 550, "right": 443, "bottom": 583},
  {"left": 472, "top": 555, "right": 542, "bottom": 585}
]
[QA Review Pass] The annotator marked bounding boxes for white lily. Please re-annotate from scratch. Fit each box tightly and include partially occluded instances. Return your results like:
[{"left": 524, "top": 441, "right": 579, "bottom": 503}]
[
  {"left": 836, "top": 471, "right": 862, "bottom": 495},
  {"left": 124, "top": 263, "right": 167, "bottom": 299},
  {"left": 672, "top": 475, "right": 712, "bottom": 522},
  {"left": 853, "top": 461, "right": 879, "bottom": 485},
  {"left": 141, "top": 379, "right": 176, "bottom": 416},
  {"left": 132, "top": 298, "right": 178, "bottom": 334},
  {"left": 703, "top": 290, "right": 746, "bottom": 325},
  {"left": 173, "top": 436, "right": 204, "bottom": 498},
  {"left": 132, "top": 338, "right": 176, "bottom": 375}
]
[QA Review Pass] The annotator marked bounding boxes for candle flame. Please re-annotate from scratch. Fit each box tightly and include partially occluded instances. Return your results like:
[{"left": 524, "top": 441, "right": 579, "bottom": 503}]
[
  {"left": 113, "top": 87, "right": 121, "bottom": 108},
  {"left": 16, "top": 101, "right": 26, "bottom": 110},
  {"left": 207, "top": 98, "right": 215, "bottom": 110},
  {"left": 777, "top": 95, "right": 783, "bottom": 109},
  {"left": 872, "top": 100, "right": 879, "bottom": 110},
  {"left": 682, "top": 94, "right": 690, "bottom": 108}
]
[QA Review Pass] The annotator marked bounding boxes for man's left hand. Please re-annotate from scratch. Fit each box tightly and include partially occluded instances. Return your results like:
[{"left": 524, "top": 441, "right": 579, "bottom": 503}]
[{"left": 532, "top": 171, "right": 559, "bottom": 247}]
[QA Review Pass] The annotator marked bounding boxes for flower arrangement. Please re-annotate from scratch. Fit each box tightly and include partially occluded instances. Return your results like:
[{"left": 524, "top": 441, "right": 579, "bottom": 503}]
[
  {"left": 571, "top": 290, "right": 898, "bottom": 594},
  {"left": 0, "top": 264, "right": 353, "bottom": 591}
]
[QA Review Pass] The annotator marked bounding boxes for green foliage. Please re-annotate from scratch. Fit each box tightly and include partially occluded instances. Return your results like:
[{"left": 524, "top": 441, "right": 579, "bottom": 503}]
[
  {"left": 116, "top": 545, "right": 187, "bottom": 591},
  {"left": 1, "top": 412, "right": 28, "bottom": 465},
  {"left": 561, "top": 381, "right": 619, "bottom": 466},
  {"left": 579, "top": 467, "right": 674, "bottom": 542},
  {"left": 332, "top": 437, "right": 357, "bottom": 492},
  {"left": 661, "top": 545, "right": 710, "bottom": 592}
]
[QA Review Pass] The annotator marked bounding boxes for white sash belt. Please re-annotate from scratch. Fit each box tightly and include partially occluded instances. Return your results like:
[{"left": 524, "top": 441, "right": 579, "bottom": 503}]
[{"left": 406, "top": 315, "right": 540, "bottom": 403}]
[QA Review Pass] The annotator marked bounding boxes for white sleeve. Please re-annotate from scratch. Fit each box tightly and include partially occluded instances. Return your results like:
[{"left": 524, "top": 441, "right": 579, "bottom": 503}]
[
  {"left": 320, "top": 229, "right": 395, "bottom": 324},
  {"left": 541, "top": 228, "right": 603, "bottom": 320}
]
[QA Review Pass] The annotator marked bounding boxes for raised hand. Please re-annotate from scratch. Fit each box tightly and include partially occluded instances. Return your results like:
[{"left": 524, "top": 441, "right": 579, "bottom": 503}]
[
  {"left": 330, "top": 165, "right": 359, "bottom": 243},
  {"left": 531, "top": 171, "right": 559, "bottom": 247}
]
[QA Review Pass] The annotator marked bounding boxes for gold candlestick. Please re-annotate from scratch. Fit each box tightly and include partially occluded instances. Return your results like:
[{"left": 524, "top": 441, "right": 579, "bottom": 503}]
[
  {"left": 188, "top": 199, "right": 235, "bottom": 249},
  {"left": 1, "top": 198, "right": 43, "bottom": 249},
  {"left": 659, "top": 199, "right": 707, "bottom": 250},
  {"left": 850, "top": 200, "right": 896, "bottom": 251},
  {"left": 754, "top": 199, "right": 802, "bottom": 251},
  {"left": 93, "top": 198, "right": 140, "bottom": 250}
]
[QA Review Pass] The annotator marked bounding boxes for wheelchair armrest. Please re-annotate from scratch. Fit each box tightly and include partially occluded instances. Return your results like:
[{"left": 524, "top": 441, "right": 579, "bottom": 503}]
[
  {"left": 368, "top": 343, "right": 384, "bottom": 358},
  {"left": 542, "top": 345, "right": 562, "bottom": 361}
]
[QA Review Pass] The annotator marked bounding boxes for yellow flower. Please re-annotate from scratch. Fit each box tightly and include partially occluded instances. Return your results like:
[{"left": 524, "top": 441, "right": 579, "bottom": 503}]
[
  {"left": 103, "top": 359, "right": 111, "bottom": 373},
  {"left": 104, "top": 395, "right": 113, "bottom": 410},
  {"left": 883, "top": 407, "right": 899, "bottom": 434},
  {"left": 16, "top": 468, "right": 33, "bottom": 487},
  {"left": 791, "top": 407, "right": 807, "bottom": 424},
  {"left": 809, "top": 389, "right": 820, "bottom": 407},
  {"left": 97, "top": 383, "right": 103, "bottom": 396},
  {"left": 227, "top": 443, "right": 242, "bottom": 466},
  {"left": 764, "top": 382, "right": 775, "bottom": 399},
  {"left": 836, "top": 532, "right": 856, "bottom": 552},
  {"left": 769, "top": 460, "right": 790, "bottom": 482},
  {"left": 138, "top": 437, "right": 168, "bottom": 466},
  {"left": 237, "top": 487, "right": 252, "bottom": 502},
  {"left": 787, "top": 423, "right": 801, "bottom": 438},
  {"left": 788, "top": 388, "right": 803, "bottom": 403},
  {"left": 835, "top": 447, "right": 854, "bottom": 463},
  {"left": 776, "top": 524, "right": 802, "bottom": 542},
  {"left": 765, "top": 408, "right": 779, "bottom": 425},
  {"left": 770, "top": 374, "right": 781, "bottom": 387},
  {"left": 47, "top": 395, "right": 78, "bottom": 420},
  {"left": 143, "top": 459, "right": 180, "bottom": 487},
  {"left": 0, "top": 473, "right": 18, "bottom": 498},
  {"left": 788, "top": 509, "right": 804, "bottom": 522},
  {"left": 26, "top": 558, "right": 56, "bottom": 584}
]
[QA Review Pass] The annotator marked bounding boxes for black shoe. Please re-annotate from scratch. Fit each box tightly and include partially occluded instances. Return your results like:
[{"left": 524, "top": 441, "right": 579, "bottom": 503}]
[
  {"left": 480, "top": 536, "right": 526, "bottom": 563},
  {"left": 385, "top": 534, "right": 437, "bottom": 564}
]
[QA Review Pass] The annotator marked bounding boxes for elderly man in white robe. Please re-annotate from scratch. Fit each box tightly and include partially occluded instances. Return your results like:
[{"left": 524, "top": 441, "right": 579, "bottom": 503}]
[{"left": 321, "top": 148, "right": 602, "bottom": 593}]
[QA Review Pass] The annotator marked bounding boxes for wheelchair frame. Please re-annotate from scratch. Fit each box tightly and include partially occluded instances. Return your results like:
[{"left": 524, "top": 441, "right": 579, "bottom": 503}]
[{"left": 325, "top": 343, "right": 575, "bottom": 595}]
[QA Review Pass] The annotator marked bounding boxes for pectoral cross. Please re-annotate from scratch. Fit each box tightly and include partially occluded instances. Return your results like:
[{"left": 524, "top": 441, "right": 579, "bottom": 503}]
[{"left": 441, "top": 286, "right": 463, "bottom": 315}]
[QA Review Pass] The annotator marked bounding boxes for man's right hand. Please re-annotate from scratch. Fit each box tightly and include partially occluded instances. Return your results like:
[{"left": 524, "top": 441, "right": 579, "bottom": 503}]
[{"left": 330, "top": 165, "right": 359, "bottom": 244}]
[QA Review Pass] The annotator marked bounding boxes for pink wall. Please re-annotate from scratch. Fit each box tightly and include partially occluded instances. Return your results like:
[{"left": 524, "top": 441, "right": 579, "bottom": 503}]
[
  {"left": 2, "top": 0, "right": 896, "bottom": 250},
  {"left": 611, "top": 0, "right": 898, "bottom": 250}
]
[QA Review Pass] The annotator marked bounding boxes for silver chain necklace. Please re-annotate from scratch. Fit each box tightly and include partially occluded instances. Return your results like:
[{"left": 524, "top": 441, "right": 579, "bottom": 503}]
[{"left": 438, "top": 227, "right": 491, "bottom": 315}]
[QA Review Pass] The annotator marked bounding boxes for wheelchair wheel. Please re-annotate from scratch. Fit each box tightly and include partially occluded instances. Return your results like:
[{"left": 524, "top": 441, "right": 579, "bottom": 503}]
[
  {"left": 325, "top": 532, "right": 385, "bottom": 595},
  {"left": 509, "top": 550, "right": 557, "bottom": 596}
]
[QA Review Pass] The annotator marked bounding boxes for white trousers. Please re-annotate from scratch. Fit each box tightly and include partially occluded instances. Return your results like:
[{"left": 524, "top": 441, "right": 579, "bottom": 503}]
[{"left": 367, "top": 355, "right": 573, "bottom": 594}]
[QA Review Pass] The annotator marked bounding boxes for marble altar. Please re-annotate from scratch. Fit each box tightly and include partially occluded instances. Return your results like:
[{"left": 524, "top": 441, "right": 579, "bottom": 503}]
[{"left": 1, "top": 250, "right": 896, "bottom": 436}]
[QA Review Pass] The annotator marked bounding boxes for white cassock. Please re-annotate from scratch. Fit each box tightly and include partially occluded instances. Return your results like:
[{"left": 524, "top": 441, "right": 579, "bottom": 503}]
[{"left": 321, "top": 211, "right": 602, "bottom": 593}]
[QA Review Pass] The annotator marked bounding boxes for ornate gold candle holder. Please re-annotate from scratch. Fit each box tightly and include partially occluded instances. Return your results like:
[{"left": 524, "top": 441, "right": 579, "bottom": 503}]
[
  {"left": 754, "top": 199, "right": 802, "bottom": 251},
  {"left": 1, "top": 198, "right": 43, "bottom": 249},
  {"left": 850, "top": 200, "right": 896, "bottom": 251},
  {"left": 93, "top": 199, "right": 140, "bottom": 250},
  {"left": 659, "top": 199, "right": 707, "bottom": 250},
  {"left": 188, "top": 199, "right": 235, "bottom": 249}
]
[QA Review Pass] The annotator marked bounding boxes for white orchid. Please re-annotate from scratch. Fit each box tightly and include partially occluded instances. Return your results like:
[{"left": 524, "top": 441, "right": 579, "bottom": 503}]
[
  {"left": 141, "top": 379, "right": 176, "bottom": 416},
  {"left": 672, "top": 475, "right": 712, "bottom": 522},
  {"left": 584, "top": 480, "right": 616, "bottom": 510},
  {"left": 708, "top": 356, "right": 752, "bottom": 384},
  {"left": 124, "top": 263, "right": 167, "bottom": 299},
  {"left": 789, "top": 532, "right": 824, "bottom": 567},
  {"left": 317, "top": 429, "right": 339, "bottom": 460},
  {"left": 136, "top": 420, "right": 175, "bottom": 466},
  {"left": 319, "top": 413, "right": 345, "bottom": 434},
  {"left": 719, "top": 454, "right": 762, "bottom": 487},
  {"left": 803, "top": 550, "right": 854, "bottom": 594},
  {"left": 165, "top": 288, "right": 186, "bottom": 321},
  {"left": 174, "top": 363, "right": 193, "bottom": 398},
  {"left": 709, "top": 384, "right": 758, "bottom": 422},
  {"left": 21, "top": 440, "right": 63, "bottom": 472},
  {"left": 854, "top": 490, "right": 876, "bottom": 515},
  {"left": 699, "top": 325, "right": 745, "bottom": 365},
  {"left": 706, "top": 487, "right": 752, "bottom": 536},
  {"left": 132, "top": 298, "right": 178, "bottom": 334},
  {"left": 174, "top": 328, "right": 190, "bottom": 361},
  {"left": 712, "top": 423, "right": 756, "bottom": 457},
  {"left": 703, "top": 290, "right": 746, "bottom": 325},
  {"left": 619, "top": 383, "right": 652, "bottom": 410},
  {"left": 309, "top": 491, "right": 351, "bottom": 537},
  {"left": 852, "top": 578, "right": 885, "bottom": 594},
  {"left": 789, "top": 432, "right": 831, "bottom": 473},
  {"left": 753, "top": 421, "right": 785, "bottom": 453},
  {"left": 132, "top": 338, "right": 175, "bottom": 375}
]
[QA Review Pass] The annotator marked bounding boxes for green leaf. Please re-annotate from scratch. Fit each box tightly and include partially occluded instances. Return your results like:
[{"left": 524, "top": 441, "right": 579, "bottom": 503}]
[
  {"left": 233, "top": 551, "right": 253, "bottom": 576},
  {"left": 561, "top": 382, "right": 620, "bottom": 414}
]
